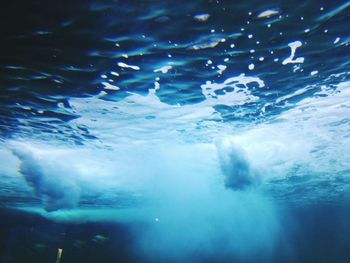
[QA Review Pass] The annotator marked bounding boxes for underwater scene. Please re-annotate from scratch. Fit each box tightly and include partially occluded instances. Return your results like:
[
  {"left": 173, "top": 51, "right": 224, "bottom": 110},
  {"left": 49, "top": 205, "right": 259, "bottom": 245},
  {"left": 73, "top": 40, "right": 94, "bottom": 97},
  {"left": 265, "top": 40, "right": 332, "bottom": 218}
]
[{"left": 1, "top": 0, "right": 350, "bottom": 262}]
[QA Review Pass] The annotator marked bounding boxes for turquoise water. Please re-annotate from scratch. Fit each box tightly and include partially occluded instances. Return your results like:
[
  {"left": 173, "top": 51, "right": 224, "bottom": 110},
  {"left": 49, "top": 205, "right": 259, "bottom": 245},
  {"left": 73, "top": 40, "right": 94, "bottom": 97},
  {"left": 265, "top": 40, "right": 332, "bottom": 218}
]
[{"left": 1, "top": 0, "right": 350, "bottom": 262}]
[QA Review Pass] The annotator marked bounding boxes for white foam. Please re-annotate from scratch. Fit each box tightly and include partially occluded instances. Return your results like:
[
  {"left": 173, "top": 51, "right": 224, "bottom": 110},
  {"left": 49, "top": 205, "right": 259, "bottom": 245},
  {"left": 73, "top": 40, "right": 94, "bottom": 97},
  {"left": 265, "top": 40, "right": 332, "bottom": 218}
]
[
  {"left": 257, "top": 9, "right": 280, "bottom": 18},
  {"left": 117, "top": 62, "right": 140, "bottom": 70},
  {"left": 217, "top": 64, "right": 227, "bottom": 74},
  {"left": 192, "top": 38, "right": 221, "bottom": 50},
  {"left": 200, "top": 74, "right": 264, "bottom": 107},
  {"left": 154, "top": 65, "right": 172, "bottom": 74},
  {"left": 149, "top": 80, "right": 161, "bottom": 94},
  {"left": 101, "top": 82, "right": 120, "bottom": 90},
  {"left": 194, "top": 13, "right": 210, "bottom": 22},
  {"left": 275, "top": 87, "right": 311, "bottom": 104},
  {"left": 282, "top": 41, "right": 305, "bottom": 65}
]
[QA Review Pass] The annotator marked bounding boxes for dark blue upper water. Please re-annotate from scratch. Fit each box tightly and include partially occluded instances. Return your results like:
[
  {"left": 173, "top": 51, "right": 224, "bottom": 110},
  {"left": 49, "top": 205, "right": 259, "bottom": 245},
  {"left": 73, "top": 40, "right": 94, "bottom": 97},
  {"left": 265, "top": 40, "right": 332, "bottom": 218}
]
[{"left": 1, "top": 0, "right": 349, "bottom": 142}]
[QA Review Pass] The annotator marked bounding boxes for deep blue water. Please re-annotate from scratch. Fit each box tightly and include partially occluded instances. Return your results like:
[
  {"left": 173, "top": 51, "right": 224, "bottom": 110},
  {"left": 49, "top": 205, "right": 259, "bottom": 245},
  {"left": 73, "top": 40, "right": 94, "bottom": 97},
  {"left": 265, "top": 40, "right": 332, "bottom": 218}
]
[{"left": 1, "top": 0, "right": 350, "bottom": 262}]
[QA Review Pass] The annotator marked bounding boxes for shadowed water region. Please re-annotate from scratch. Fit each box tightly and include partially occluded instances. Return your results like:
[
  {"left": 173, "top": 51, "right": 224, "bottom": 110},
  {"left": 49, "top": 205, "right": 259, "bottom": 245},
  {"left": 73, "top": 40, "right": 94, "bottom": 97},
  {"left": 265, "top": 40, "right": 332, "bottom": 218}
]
[{"left": 1, "top": 0, "right": 350, "bottom": 262}]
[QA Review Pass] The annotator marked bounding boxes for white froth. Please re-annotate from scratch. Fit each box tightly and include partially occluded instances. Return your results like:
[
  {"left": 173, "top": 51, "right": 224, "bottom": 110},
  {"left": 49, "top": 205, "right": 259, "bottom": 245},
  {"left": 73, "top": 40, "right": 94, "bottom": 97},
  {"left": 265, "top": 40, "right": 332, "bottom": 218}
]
[
  {"left": 282, "top": 41, "right": 305, "bottom": 65},
  {"left": 257, "top": 9, "right": 280, "bottom": 18},
  {"left": 149, "top": 81, "right": 161, "bottom": 94},
  {"left": 194, "top": 13, "right": 210, "bottom": 22},
  {"left": 102, "top": 82, "right": 120, "bottom": 90},
  {"left": 200, "top": 74, "right": 264, "bottom": 107},
  {"left": 154, "top": 65, "right": 172, "bottom": 74},
  {"left": 217, "top": 64, "right": 227, "bottom": 74},
  {"left": 117, "top": 62, "right": 141, "bottom": 70},
  {"left": 192, "top": 38, "right": 221, "bottom": 50}
]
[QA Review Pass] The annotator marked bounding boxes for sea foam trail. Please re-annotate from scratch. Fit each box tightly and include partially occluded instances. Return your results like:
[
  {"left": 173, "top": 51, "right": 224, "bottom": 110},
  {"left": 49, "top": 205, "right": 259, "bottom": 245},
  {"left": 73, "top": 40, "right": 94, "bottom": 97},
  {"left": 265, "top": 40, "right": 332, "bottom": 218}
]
[{"left": 12, "top": 147, "right": 81, "bottom": 212}]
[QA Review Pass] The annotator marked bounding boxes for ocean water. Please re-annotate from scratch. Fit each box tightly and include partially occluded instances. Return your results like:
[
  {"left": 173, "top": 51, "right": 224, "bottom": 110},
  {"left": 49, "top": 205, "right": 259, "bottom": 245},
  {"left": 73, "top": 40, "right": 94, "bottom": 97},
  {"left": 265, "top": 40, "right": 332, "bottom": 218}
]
[{"left": 0, "top": 0, "right": 350, "bottom": 262}]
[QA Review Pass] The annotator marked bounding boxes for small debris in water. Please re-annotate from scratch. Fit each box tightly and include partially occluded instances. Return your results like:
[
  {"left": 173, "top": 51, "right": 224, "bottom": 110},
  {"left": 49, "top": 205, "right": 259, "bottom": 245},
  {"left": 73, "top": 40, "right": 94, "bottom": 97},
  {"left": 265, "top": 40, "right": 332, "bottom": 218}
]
[{"left": 56, "top": 248, "right": 63, "bottom": 263}]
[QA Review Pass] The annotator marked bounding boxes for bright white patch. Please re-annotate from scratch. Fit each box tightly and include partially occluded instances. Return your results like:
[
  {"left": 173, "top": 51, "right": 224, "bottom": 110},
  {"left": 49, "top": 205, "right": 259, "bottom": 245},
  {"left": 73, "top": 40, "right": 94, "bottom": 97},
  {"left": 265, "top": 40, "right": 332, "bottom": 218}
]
[
  {"left": 334, "top": 37, "right": 340, "bottom": 44},
  {"left": 117, "top": 62, "right": 140, "bottom": 70},
  {"left": 192, "top": 38, "right": 221, "bottom": 50},
  {"left": 194, "top": 14, "right": 210, "bottom": 22},
  {"left": 149, "top": 81, "right": 161, "bottom": 94},
  {"left": 257, "top": 9, "right": 280, "bottom": 18},
  {"left": 154, "top": 65, "right": 172, "bottom": 74},
  {"left": 310, "top": 70, "right": 319, "bottom": 76},
  {"left": 217, "top": 65, "right": 227, "bottom": 74},
  {"left": 201, "top": 73, "right": 264, "bottom": 107},
  {"left": 248, "top": 63, "right": 255, "bottom": 70},
  {"left": 102, "top": 82, "right": 120, "bottom": 91},
  {"left": 282, "top": 41, "right": 305, "bottom": 65}
]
